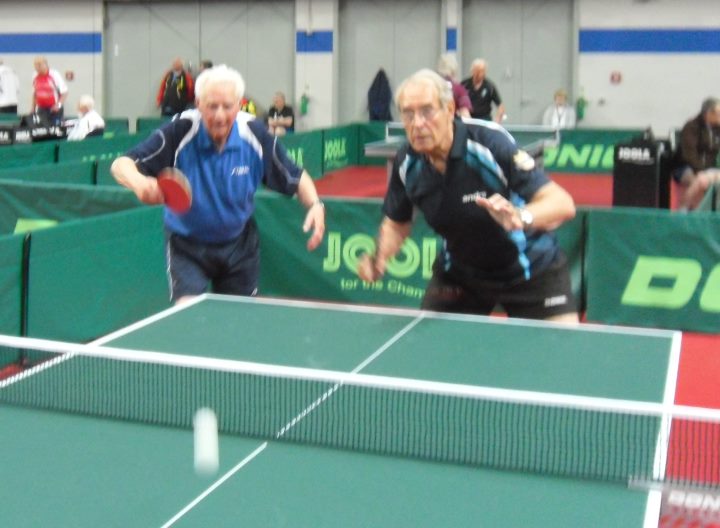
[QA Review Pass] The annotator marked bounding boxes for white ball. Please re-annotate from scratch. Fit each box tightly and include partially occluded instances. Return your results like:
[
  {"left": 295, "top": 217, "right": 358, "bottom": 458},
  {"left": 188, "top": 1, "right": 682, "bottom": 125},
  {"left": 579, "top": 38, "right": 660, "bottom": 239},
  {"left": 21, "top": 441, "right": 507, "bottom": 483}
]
[{"left": 193, "top": 407, "right": 219, "bottom": 476}]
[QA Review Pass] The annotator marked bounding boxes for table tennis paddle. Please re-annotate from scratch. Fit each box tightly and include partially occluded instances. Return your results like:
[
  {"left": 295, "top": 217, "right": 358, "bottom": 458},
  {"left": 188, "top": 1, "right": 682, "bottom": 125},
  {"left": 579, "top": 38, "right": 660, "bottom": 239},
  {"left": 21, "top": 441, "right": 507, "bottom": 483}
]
[{"left": 157, "top": 167, "right": 192, "bottom": 214}]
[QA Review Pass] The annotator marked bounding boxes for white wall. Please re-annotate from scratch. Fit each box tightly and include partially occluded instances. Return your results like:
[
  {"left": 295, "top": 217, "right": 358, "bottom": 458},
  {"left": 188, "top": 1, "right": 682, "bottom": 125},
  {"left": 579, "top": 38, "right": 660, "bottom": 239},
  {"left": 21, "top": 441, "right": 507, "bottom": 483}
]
[
  {"left": 0, "top": 1, "right": 103, "bottom": 116},
  {"left": 337, "top": 0, "right": 441, "bottom": 124},
  {"left": 295, "top": 0, "right": 338, "bottom": 130},
  {"left": 577, "top": 0, "right": 720, "bottom": 135},
  {"left": 2, "top": 0, "right": 720, "bottom": 134},
  {"left": 104, "top": 1, "right": 296, "bottom": 127}
]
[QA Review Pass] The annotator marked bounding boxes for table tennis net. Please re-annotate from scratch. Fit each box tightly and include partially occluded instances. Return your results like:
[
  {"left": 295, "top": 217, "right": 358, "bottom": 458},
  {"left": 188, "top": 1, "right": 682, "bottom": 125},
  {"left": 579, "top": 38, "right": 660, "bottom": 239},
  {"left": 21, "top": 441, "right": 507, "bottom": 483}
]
[{"left": 2, "top": 335, "right": 720, "bottom": 489}]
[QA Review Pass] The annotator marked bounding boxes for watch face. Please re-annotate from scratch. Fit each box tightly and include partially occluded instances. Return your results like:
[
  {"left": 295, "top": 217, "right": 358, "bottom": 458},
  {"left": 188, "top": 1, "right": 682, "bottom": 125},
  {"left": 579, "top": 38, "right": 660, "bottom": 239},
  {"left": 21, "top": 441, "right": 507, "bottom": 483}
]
[{"left": 521, "top": 209, "right": 534, "bottom": 226}]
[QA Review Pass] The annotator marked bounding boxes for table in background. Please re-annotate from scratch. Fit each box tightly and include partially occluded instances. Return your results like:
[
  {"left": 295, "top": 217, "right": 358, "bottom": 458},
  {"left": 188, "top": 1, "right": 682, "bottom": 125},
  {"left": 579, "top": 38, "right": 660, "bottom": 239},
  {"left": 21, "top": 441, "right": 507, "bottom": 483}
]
[{"left": 364, "top": 120, "right": 560, "bottom": 179}]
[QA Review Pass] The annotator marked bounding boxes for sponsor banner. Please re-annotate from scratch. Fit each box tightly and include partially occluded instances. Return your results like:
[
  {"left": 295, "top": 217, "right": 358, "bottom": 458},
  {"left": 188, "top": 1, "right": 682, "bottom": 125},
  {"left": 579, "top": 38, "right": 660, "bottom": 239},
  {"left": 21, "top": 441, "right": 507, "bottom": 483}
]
[
  {"left": 586, "top": 208, "right": 720, "bottom": 333},
  {"left": 660, "top": 489, "right": 720, "bottom": 527},
  {"left": 322, "top": 125, "right": 358, "bottom": 173},
  {"left": 279, "top": 129, "right": 323, "bottom": 179},
  {"left": 256, "top": 194, "right": 436, "bottom": 307},
  {"left": 256, "top": 193, "right": 585, "bottom": 310},
  {"left": 545, "top": 128, "right": 645, "bottom": 174}
]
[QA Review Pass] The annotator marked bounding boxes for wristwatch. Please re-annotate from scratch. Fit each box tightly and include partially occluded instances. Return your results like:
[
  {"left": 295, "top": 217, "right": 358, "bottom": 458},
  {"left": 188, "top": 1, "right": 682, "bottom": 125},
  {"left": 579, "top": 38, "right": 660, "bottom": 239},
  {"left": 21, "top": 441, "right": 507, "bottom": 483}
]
[{"left": 519, "top": 208, "right": 534, "bottom": 228}]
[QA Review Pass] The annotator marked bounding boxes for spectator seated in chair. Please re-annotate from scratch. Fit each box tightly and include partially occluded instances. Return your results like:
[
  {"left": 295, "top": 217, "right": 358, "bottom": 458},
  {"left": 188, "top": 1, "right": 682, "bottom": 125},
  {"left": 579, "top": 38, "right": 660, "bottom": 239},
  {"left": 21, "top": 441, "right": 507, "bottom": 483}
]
[
  {"left": 672, "top": 97, "right": 720, "bottom": 210},
  {"left": 66, "top": 94, "right": 105, "bottom": 141}
]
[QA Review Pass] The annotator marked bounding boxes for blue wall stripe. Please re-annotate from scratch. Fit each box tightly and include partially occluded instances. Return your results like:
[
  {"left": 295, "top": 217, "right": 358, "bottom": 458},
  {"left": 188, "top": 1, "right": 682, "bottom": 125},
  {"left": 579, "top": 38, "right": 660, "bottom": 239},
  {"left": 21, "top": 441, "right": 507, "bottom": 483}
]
[
  {"left": 0, "top": 32, "right": 102, "bottom": 53},
  {"left": 296, "top": 31, "right": 333, "bottom": 53},
  {"left": 446, "top": 28, "right": 457, "bottom": 52},
  {"left": 580, "top": 29, "right": 720, "bottom": 53}
]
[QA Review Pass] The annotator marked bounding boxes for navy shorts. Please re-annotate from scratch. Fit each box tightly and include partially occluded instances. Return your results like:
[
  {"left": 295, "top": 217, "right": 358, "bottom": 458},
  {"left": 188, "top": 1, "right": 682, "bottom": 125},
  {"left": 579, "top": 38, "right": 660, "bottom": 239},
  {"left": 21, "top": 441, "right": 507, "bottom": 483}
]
[
  {"left": 421, "top": 251, "right": 577, "bottom": 320},
  {"left": 165, "top": 218, "right": 260, "bottom": 302}
]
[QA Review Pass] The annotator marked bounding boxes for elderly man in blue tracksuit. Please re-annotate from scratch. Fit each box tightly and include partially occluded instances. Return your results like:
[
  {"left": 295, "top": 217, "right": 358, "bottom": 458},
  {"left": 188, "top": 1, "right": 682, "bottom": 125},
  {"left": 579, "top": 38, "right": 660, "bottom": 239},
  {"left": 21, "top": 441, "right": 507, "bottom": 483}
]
[{"left": 111, "top": 64, "right": 325, "bottom": 303}]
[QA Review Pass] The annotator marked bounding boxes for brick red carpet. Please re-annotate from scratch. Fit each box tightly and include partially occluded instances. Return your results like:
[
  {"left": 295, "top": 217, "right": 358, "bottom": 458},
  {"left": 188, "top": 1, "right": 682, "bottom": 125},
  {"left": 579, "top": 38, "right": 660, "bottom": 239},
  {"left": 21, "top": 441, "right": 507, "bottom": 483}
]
[
  {"left": 316, "top": 165, "right": 617, "bottom": 206},
  {"left": 315, "top": 166, "right": 683, "bottom": 209}
]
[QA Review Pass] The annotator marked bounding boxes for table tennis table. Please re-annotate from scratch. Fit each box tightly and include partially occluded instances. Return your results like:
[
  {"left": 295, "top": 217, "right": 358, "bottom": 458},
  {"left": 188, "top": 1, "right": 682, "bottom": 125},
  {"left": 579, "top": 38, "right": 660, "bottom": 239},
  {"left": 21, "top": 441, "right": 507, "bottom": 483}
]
[
  {"left": 364, "top": 120, "right": 560, "bottom": 179},
  {"left": 0, "top": 295, "right": 688, "bottom": 527}
]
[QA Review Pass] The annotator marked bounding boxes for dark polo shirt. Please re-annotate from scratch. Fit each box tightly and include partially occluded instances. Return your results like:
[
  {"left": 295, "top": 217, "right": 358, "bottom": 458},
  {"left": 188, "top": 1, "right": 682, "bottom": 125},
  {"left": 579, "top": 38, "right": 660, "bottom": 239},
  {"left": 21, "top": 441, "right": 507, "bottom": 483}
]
[{"left": 383, "top": 119, "right": 561, "bottom": 282}]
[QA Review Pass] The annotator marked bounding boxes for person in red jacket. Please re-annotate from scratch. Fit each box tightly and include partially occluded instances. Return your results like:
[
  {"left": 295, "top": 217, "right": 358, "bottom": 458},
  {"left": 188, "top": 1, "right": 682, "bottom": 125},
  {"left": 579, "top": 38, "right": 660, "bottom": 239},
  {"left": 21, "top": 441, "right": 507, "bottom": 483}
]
[{"left": 156, "top": 58, "right": 194, "bottom": 117}]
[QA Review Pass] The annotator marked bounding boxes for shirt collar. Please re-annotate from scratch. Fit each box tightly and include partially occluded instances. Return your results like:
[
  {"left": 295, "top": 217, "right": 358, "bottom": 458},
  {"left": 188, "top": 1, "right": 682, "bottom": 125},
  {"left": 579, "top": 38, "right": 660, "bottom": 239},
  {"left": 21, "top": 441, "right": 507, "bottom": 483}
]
[
  {"left": 449, "top": 118, "right": 468, "bottom": 160},
  {"left": 198, "top": 120, "right": 242, "bottom": 151}
]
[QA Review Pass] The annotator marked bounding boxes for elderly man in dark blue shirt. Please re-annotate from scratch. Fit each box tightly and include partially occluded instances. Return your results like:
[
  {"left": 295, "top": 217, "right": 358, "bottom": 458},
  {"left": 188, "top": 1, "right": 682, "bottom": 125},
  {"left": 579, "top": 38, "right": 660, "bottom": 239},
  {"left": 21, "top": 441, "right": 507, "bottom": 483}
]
[{"left": 358, "top": 69, "right": 578, "bottom": 323}]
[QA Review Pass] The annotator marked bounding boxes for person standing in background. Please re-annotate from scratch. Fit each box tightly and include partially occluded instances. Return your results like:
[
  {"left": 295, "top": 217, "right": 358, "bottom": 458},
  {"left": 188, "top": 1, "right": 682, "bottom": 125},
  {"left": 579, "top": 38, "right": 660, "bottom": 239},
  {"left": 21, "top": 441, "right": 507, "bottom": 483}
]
[
  {"left": 0, "top": 59, "right": 19, "bottom": 114},
  {"left": 31, "top": 56, "right": 68, "bottom": 125},
  {"left": 156, "top": 57, "right": 195, "bottom": 117},
  {"left": 436, "top": 53, "right": 472, "bottom": 119},
  {"left": 461, "top": 58, "right": 506, "bottom": 123}
]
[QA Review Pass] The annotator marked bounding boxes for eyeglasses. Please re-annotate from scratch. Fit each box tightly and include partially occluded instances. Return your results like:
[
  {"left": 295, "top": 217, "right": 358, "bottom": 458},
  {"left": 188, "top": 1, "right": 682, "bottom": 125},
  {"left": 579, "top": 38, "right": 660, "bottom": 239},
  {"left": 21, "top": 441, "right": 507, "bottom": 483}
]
[{"left": 400, "top": 105, "right": 440, "bottom": 125}]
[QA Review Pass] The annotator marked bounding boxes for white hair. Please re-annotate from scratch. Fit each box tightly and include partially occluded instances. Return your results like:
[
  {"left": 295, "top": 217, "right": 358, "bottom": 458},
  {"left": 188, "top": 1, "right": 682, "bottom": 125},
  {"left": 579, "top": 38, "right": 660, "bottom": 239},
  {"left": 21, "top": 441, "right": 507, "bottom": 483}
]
[
  {"left": 395, "top": 68, "right": 454, "bottom": 110},
  {"left": 194, "top": 64, "right": 245, "bottom": 102},
  {"left": 78, "top": 94, "right": 95, "bottom": 111}
]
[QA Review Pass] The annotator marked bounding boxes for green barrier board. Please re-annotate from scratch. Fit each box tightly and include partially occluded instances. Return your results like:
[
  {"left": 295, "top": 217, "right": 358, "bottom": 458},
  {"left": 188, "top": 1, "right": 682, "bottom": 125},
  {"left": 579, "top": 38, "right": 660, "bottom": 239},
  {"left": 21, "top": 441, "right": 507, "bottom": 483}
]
[
  {"left": 544, "top": 128, "right": 646, "bottom": 174},
  {"left": 0, "top": 233, "right": 24, "bottom": 336},
  {"left": 0, "top": 141, "right": 57, "bottom": 169},
  {"left": 586, "top": 208, "right": 720, "bottom": 333},
  {"left": 0, "top": 159, "right": 94, "bottom": 185},
  {"left": 357, "top": 121, "right": 388, "bottom": 166},
  {"left": 279, "top": 130, "right": 323, "bottom": 179},
  {"left": 0, "top": 180, "right": 139, "bottom": 235},
  {"left": 103, "top": 117, "right": 130, "bottom": 137},
  {"left": 136, "top": 116, "right": 170, "bottom": 135},
  {"left": 95, "top": 158, "right": 118, "bottom": 186},
  {"left": 257, "top": 193, "right": 585, "bottom": 310},
  {"left": 56, "top": 134, "right": 148, "bottom": 163},
  {"left": 322, "top": 125, "right": 358, "bottom": 173},
  {"left": 26, "top": 207, "right": 170, "bottom": 341}
]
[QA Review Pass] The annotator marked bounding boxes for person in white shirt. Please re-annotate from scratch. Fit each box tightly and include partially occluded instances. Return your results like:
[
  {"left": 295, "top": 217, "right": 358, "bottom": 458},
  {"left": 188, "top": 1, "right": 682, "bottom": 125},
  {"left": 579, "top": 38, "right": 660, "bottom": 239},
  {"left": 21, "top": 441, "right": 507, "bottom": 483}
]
[
  {"left": 0, "top": 59, "right": 19, "bottom": 114},
  {"left": 66, "top": 94, "right": 105, "bottom": 141},
  {"left": 542, "top": 89, "right": 576, "bottom": 130}
]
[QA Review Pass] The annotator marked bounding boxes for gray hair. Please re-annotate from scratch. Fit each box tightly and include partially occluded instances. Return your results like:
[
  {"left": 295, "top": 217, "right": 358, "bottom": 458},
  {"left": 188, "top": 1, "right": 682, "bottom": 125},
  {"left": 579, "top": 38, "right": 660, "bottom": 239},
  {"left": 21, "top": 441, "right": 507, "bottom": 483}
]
[
  {"left": 470, "top": 58, "right": 487, "bottom": 72},
  {"left": 395, "top": 68, "right": 454, "bottom": 110},
  {"left": 437, "top": 53, "right": 459, "bottom": 79},
  {"left": 701, "top": 97, "right": 720, "bottom": 115},
  {"left": 195, "top": 64, "right": 245, "bottom": 102}
]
